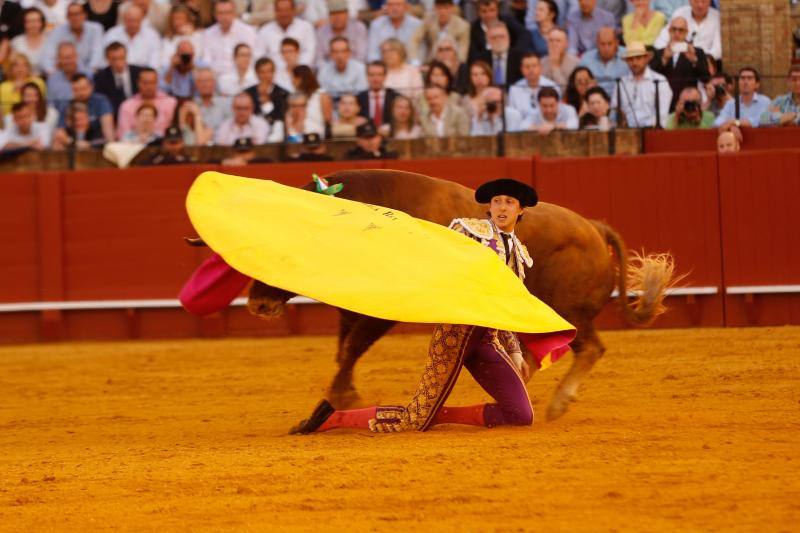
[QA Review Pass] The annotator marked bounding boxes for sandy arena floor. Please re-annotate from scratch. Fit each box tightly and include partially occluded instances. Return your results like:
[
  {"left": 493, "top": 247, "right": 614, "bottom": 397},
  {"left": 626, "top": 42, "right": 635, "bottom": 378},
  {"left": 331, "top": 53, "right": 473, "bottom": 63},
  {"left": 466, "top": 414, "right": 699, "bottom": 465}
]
[{"left": 1, "top": 326, "right": 799, "bottom": 532}]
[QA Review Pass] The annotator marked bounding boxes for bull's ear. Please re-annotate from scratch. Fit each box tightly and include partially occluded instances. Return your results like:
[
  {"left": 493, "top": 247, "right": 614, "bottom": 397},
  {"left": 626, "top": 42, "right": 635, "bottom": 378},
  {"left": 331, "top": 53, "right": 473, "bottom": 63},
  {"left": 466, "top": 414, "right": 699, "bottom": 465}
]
[{"left": 184, "top": 237, "right": 207, "bottom": 247}]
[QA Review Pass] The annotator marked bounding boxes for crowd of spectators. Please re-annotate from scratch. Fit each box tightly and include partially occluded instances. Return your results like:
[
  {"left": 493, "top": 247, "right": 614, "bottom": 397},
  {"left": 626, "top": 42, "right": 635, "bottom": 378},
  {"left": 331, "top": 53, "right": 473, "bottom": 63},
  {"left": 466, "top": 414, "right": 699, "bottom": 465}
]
[{"left": 0, "top": 0, "right": 796, "bottom": 160}]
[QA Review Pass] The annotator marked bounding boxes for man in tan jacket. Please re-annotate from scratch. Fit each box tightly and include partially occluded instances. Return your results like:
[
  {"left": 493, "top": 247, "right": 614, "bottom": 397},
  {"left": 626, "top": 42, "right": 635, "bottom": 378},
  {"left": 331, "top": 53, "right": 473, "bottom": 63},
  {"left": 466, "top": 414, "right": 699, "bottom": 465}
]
[
  {"left": 419, "top": 84, "right": 470, "bottom": 137},
  {"left": 408, "top": 0, "right": 470, "bottom": 64}
]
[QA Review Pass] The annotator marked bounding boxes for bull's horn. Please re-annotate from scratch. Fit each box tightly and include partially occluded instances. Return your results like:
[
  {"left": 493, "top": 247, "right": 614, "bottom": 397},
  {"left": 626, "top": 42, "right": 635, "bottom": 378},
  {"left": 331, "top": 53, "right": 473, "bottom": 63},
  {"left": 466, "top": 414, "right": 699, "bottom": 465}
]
[{"left": 184, "top": 237, "right": 207, "bottom": 247}]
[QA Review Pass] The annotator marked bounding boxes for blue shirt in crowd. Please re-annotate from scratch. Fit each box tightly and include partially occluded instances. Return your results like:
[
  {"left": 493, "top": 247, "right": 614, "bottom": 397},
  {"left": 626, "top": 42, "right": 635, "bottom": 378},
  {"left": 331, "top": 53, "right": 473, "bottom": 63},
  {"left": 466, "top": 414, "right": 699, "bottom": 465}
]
[
  {"left": 366, "top": 14, "right": 422, "bottom": 62},
  {"left": 714, "top": 94, "right": 772, "bottom": 128},
  {"left": 57, "top": 93, "right": 113, "bottom": 128},
  {"left": 578, "top": 48, "right": 631, "bottom": 96}
]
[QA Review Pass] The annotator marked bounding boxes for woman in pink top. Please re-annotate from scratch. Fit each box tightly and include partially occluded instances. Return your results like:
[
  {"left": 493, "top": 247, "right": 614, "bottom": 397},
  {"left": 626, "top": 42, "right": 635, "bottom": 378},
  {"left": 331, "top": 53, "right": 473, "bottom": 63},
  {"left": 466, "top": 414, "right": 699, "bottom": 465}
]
[{"left": 381, "top": 38, "right": 423, "bottom": 99}]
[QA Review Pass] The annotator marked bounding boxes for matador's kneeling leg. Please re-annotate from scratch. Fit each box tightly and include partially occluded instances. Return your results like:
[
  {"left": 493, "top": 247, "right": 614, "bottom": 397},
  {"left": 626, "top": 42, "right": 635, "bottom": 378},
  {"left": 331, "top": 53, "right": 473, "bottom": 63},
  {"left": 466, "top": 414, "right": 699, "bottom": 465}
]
[
  {"left": 291, "top": 324, "right": 533, "bottom": 434},
  {"left": 292, "top": 324, "right": 481, "bottom": 433}
]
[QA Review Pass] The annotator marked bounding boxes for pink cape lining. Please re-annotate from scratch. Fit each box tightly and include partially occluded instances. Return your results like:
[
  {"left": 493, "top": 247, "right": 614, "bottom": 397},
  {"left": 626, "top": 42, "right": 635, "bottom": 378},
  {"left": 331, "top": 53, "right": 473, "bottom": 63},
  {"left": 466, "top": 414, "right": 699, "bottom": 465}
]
[
  {"left": 518, "top": 331, "right": 575, "bottom": 368},
  {"left": 178, "top": 253, "right": 251, "bottom": 316}
]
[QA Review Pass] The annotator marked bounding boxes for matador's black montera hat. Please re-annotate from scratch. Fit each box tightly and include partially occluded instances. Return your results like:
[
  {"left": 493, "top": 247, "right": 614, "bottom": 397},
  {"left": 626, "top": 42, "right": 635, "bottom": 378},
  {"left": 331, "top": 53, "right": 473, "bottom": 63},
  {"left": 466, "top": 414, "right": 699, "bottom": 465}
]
[{"left": 475, "top": 178, "right": 538, "bottom": 208}]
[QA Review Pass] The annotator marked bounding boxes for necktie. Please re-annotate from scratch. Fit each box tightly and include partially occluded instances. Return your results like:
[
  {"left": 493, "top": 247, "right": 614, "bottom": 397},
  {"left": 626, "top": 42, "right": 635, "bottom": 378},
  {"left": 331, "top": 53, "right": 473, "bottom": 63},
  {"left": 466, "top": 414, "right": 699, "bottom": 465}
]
[
  {"left": 493, "top": 55, "right": 504, "bottom": 86},
  {"left": 115, "top": 74, "right": 122, "bottom": 91},
  {"left": 500, "top": 232, "right": 511, "bottom": 265},
  {"left": 373, "top": 92, "right": 382, "bottom": 126}
]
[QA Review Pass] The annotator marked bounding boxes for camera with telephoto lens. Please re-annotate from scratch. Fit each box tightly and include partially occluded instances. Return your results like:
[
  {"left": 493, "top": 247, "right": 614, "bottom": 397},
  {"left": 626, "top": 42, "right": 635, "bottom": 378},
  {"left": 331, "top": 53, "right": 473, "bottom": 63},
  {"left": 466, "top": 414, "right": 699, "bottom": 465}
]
[
  {"left": 683, "top": 100, "right": 699, "bottom": 113},
  {"left": 714, "top": 84, "right": 727, "bottom": 98},
  {"left": 486, "top": 101, "right": 499, "bottom": 114},
  {"left": 179, "top": 53, "right": 193, "bottom": 65}
]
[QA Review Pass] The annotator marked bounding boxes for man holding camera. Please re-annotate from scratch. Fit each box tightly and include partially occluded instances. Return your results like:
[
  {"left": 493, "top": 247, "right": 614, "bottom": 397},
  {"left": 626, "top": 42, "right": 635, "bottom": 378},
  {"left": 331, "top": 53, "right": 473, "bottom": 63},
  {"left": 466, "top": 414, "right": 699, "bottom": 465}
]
[
  {"left": 650, "top": 16, "right": 709, "bottom": 111},
  {"left": 704, "top": 72, "right": 733, "bottom": 117},
  {"left": 665, "top": 86, "right": 714, "bottom": 129},
  {"left": 162, "top": 40, "right": 208, "bottom": 99},
  {"left": 470, "top": 86, "right": 524, "bottom": 135}
]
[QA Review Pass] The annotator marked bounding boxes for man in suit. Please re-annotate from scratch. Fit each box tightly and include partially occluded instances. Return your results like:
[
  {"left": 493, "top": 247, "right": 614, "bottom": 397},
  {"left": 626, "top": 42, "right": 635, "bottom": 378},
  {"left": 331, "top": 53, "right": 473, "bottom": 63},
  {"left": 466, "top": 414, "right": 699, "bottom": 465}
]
[
  {"left": 244, "top": 57, "right": 289, "bottom": 125},
  {"left": 419, "top": 84, "right": 470, "bottom": 137},
  {"left": 357, "top": 61, "right": 399, "bottom": 128},
  {"left": 471, "top": 21, "right": 524, "bottom": 89},
  {"left": 649, "top": 16, "right": 709, "bottom": 111},
  {"left": 93, "top": 41, "right": 144, "bottom": 117},
  {"left": 468, "top": 0, "right": 532, "bottom": 65}
]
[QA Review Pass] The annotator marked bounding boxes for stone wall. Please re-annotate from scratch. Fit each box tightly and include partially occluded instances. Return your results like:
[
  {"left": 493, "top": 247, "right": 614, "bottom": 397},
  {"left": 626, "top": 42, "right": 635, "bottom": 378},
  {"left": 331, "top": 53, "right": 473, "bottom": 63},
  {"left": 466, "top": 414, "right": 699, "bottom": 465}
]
[{"left": 720, "top": 0, "right": 794, "bottom": 97}]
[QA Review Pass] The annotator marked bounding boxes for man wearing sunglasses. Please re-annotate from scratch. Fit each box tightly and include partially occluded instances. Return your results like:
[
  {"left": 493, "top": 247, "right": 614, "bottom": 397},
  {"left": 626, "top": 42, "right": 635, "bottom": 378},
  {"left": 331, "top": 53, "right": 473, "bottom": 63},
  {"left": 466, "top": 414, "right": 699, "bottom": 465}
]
[{"left": 650, "top": 16, "right": 710, "bottom": 111}]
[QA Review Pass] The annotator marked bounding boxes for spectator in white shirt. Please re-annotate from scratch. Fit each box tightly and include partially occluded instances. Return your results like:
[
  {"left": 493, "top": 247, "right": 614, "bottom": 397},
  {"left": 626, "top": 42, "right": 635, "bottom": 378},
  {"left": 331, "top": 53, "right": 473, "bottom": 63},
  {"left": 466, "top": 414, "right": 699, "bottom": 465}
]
[
  {"left": 524, "top": 85, "right": 579, "bottom": 134},
  {"left": 257, "top": 0, "right": 317, "bottom": 68},
  {"left": 508, "top": 52, "right": 559, "bottom": 122},
  {"left": 611, "top": 41, "right": 672, "bottom": 128},
  {"left": 201, "top": 0, "right": 257, "bottom": 77},
  {"left": 318, "top": 36, "right": 367, "bottom": 95},
  {"left": 11, "top": 7, "right": 49, "bottom": 74},
  {"left": 218, "top": 43, "right": 257, "bottom": 97},
  {"left": 215, "top": 92, "right": 283, "bottom": 145},
  {"left": 274, "top": 37, "right": 300, "bottom": 92},
  {"left": 381, "top": 37, "right": 424, "bottom": 98},
  {"left": 0, "top": 101, "right": 51, "bottom": 150},
  {"left": 41, "top": 2, "right": 105, "bottom": 74},
  {"left": 366, "top": 0, "right": 421, "bottom": 62},
  {"left": 103, "top": 4, "right": 161, "bottom": 69},
  {"left": 654, "top": 0, "right": 721, "bottom": 60},
  {"left": 24, "top": 0, "right": 69, "bottom": 29}
]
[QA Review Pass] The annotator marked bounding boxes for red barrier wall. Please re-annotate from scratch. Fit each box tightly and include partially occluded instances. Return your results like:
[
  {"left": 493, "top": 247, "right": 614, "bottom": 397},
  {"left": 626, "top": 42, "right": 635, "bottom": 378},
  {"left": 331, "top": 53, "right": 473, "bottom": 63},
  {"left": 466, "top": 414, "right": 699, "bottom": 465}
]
[
  {"left": 534, "top": 153, "right": 725, "bottom": 328},
  {"left": 2, "top": 151, "right": 799, "bottom": 343},
  {"left": 644, "top": 128, "right": 800, "bottom": 154},
  {"left": 718, "top": 150, "right": 800, "bottom": 326}
]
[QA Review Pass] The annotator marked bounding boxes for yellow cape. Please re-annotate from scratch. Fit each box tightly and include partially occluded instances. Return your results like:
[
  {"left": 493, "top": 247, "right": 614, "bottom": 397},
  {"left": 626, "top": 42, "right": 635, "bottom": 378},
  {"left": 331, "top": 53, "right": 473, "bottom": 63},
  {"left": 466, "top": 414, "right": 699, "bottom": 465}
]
[{"left": 186, "top": 171, "right": 575, "bottom": 338}]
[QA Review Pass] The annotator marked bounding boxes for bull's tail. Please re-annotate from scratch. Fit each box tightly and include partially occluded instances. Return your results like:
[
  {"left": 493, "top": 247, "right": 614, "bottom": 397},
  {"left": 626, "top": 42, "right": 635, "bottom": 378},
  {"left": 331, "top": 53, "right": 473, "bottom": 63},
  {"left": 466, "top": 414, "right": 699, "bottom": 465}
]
[{"left": 592, "top": 220, "right": 679, "bottom": 327}]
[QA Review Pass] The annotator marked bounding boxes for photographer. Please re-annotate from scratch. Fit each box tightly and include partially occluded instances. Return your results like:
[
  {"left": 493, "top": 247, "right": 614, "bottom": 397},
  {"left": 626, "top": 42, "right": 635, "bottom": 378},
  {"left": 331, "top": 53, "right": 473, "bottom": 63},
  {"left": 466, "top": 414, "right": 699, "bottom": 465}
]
[
  {"left": 162, "top": 39, "right": 207, "bottom": 99},
  {"left": 665, "top": 86, "right": 714, "bottom": 129},
  {"left": 650, "top": 16, "right": 709, "bottom": 111},
  {"left": 469, "top": 86, "right": 524, "bottom": 135},
  {"left": 704, "top": 72, "right": 733, "bottom": 117}
]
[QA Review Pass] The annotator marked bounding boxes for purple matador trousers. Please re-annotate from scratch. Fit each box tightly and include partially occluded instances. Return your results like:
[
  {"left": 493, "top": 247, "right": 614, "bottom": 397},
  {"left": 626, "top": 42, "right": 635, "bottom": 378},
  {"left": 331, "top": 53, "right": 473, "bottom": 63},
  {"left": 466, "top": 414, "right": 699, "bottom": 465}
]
[{"left": 464, "top": 328, "right": 533, "bottom": 427}]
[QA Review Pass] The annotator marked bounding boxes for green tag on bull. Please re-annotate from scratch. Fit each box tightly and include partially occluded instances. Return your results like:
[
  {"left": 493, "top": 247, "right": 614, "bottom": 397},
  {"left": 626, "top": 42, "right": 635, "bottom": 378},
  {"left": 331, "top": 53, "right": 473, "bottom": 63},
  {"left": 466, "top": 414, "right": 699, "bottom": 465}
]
[{"left": 313, "top": 174, "right": 344, "bottom": 196}]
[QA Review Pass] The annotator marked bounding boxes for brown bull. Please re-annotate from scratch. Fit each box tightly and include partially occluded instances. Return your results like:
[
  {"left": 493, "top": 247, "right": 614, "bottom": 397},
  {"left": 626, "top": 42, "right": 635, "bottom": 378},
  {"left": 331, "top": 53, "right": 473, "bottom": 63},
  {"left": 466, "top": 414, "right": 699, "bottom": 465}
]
[{"left": 246, "top": 169, "right": 676, "bottom": 420}]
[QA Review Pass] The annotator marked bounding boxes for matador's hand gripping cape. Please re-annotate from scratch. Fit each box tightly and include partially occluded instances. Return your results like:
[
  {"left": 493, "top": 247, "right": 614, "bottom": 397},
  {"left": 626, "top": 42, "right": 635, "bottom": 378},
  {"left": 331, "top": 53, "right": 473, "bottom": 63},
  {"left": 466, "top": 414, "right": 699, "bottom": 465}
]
[{"left": 182, "top": 171, "right": 576, "bottom": 369}]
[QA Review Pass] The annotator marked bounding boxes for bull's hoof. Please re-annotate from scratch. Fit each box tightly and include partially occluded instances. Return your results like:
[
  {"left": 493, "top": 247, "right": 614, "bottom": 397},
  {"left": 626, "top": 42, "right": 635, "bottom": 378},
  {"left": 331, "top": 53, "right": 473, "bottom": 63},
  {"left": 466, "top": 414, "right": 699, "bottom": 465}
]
[
  {"left": 545, "top": 394, "right": 576, "bottom": 421},
  {"left": 327, "top": 387, "right": 361, "bottom": 409}
]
